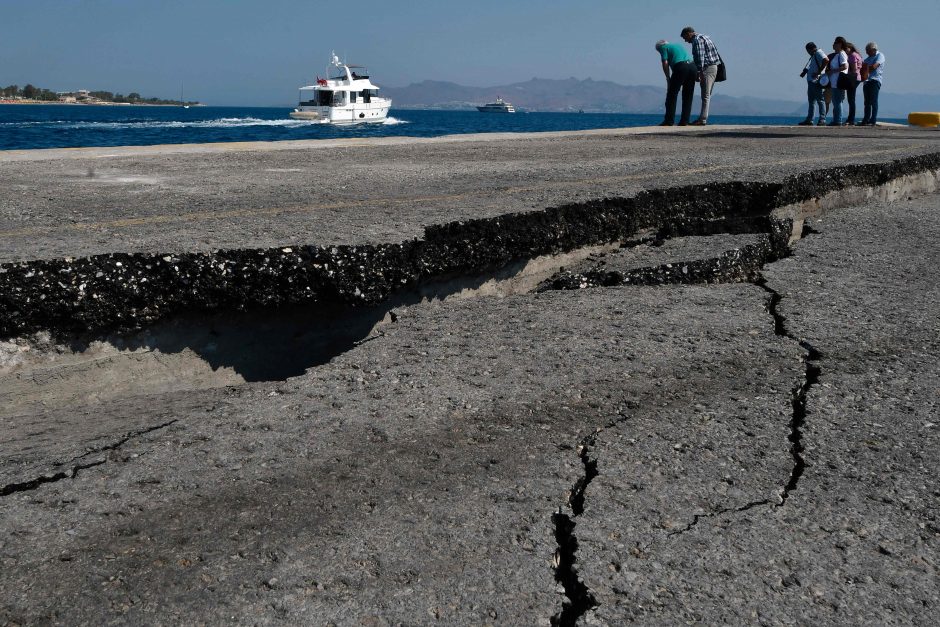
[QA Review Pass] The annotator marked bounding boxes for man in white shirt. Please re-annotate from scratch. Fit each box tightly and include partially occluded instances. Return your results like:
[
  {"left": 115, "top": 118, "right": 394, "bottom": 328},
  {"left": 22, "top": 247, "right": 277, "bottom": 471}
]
[{"left": 861, "top": 42, "right": 886, "bottom": 125}]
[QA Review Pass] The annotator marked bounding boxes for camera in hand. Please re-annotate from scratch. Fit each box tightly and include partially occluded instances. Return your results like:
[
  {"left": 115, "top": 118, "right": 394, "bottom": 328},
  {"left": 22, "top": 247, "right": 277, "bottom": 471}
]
[{"left": 800, "top": 69, "right": 808, "bottom": 78}]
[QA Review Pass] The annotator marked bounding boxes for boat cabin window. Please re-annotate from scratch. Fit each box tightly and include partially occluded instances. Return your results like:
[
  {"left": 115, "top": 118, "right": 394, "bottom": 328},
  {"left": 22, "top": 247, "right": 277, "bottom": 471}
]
[
  {"left": 350, "top": 91, "right": 357, "bottom": 103},
  {"left": 299, "top": 89, "right": 317, "bottom": 106},
  {"left": 360, "top": 90, "right": 372, "bottom": 103},
  {"left": 315, "top": 90, "right": 348, "bottom": 106}
]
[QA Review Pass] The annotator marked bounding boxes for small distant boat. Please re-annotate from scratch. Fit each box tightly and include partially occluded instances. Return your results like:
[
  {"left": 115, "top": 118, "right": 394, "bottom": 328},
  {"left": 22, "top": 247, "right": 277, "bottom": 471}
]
[
  {"left": 477, "top": 97, "right": 515, "bottom": 113},
  {"left": 290, "top": 52, "right": 391, "bottom": 124}
]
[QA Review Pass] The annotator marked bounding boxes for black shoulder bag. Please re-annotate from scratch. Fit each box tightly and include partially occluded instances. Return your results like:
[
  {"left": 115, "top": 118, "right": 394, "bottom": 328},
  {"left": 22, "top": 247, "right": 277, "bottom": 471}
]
[{"left": 716, "top": 55, "right": 727, "bottom": 82}]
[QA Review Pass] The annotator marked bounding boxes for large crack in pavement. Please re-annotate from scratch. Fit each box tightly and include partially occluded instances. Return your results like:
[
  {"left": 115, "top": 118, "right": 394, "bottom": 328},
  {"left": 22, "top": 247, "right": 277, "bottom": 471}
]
[
  {"left": 551, "top": 430, "right": 601, "bottom": 625},
  {"left": 0, "top": 419, "right": 177, "bottom": 498},
  {"left": 550, "top": 405, "right": 640, "bottom": 624},
  {"left": 539, "top": 216, "right": 792, "bottom": 291},
  {"left": 2, "top": 153, "right": 937, "bottom": 623},
  {"left": 0, "top": 459, "right": 106, "bottom": 497},
  {"left": 3, "top": 153, "right": 939, "bottom": 342},
  {"left": 2, "top": 156, "right": 936, "bottom": 437},
  {"left": 581, "top": 230, "right": 824, "bottom": 511},
  {"left": 756, "top": 277, "right": 821, "bottom": 506},
  {"left": 541, "top": 267, "right": 822, "bottom": 624},
  {"left": 579, "top": 267, "right": 822, "bottom": 554},
  {"left": 544, "top": 231, "right": 827, "bottom": 618},
  {"left": 575, "top": 196, "right": 940, "bottom": 624},
  {"left": 625, "top": 273, "right": 812, "bottom": 545},
  {"left": 552, "top": 510, "right": 597, "bottom": 626}
]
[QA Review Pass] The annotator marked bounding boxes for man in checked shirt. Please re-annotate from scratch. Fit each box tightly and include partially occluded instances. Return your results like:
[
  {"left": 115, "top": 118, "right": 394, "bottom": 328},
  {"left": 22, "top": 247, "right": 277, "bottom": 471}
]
[{"left": 681, "top": 26, "right": 721, "bottom": 126}]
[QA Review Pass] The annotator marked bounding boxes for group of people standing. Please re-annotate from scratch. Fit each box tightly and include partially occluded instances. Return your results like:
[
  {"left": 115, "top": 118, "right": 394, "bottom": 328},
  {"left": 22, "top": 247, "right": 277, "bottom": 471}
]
[
  {"left": 655, "top": 26, "right": 723, "bottom": 126},
  {"left": 653, "top": 28, "right": 887, "bottom": 128},
  {"left": 801, "top": 38, "right": 886, "bottom": 126}
]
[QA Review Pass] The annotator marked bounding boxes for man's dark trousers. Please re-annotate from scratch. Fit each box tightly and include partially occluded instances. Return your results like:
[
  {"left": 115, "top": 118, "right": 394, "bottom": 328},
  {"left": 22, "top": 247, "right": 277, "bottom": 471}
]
[
  {"left": 664, "top": 61, "right": 697, "bottom": 125},
  {"left": 863, "top": 80, "right": 881, "bottom": 124}
]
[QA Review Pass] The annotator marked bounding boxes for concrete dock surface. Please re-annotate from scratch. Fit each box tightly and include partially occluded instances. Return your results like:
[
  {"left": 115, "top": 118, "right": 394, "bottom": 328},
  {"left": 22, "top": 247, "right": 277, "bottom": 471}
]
[{"left": 1, "top": 127, "right": 939, "bottom": 625}]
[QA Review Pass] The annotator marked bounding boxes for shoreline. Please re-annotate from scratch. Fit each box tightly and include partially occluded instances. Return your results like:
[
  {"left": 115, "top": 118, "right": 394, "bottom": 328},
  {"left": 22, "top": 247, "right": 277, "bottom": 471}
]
[{"left": 0, "top": 100, "right": 203, "bottom": 107}]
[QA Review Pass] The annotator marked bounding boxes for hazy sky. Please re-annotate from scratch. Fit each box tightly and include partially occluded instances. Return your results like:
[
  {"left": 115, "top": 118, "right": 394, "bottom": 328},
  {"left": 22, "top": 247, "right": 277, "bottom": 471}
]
[{"left": 3, "top": 0, "right": 937, "bottom": 106}]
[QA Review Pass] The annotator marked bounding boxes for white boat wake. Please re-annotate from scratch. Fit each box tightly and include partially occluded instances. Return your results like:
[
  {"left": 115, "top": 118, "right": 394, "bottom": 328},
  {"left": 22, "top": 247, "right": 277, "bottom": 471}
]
[{"left": 1, "top": 117, "right": 325, "bottom": 130}]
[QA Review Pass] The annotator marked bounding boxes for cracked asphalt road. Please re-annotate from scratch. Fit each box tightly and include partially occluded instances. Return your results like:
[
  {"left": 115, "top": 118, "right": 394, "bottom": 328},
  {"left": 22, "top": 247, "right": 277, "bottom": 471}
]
[
  {"left": 2, "top": 193, "right": 937, "bottom": 624},
  {"left": 1, "top": 125, "right": 939, "bottom": 624}
]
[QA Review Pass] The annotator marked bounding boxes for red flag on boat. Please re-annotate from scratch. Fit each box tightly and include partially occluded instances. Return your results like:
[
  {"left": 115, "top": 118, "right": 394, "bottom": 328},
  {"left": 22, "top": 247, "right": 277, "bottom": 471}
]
[{"left": 316, "top": 76, "right": 328, "bottom": 86}]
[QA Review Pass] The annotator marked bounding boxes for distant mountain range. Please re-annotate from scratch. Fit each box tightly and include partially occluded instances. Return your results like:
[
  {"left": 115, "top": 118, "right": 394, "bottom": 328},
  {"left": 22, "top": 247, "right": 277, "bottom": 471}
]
[
  {"left": 382, "top": 77, "right": 939, "bottom": 118},
  {"left": 383, "top": 77, "right": 801, "bottom": 115}
]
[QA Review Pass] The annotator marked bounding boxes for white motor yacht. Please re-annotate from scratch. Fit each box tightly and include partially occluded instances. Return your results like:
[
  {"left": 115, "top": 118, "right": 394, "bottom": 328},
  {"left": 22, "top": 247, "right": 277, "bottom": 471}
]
[
  {"left": 290, "top": 52, "right": 391, "bottom": 124},
  {"left": 476, "top": 97, "right": 515, "bottom": 113}
]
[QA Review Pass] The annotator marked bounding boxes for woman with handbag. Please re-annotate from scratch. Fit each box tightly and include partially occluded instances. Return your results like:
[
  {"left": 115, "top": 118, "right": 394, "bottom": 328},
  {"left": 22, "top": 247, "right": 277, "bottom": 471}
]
[
  {"left": 828, "top": 38, "right": 849, "bottom": 126},
  {"left": 844, "top": 42, "right": 863, "bottom": 125}
]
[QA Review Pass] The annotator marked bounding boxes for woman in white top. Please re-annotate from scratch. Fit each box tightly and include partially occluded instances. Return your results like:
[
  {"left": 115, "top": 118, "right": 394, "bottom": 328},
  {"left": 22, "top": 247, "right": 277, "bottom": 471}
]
[{"left": 828, "top": 38, "right": 849, "bottom": 126}]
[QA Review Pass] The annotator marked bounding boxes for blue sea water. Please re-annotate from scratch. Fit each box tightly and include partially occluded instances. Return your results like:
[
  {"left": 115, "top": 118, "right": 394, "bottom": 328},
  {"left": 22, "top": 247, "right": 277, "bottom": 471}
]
[{"left": 0, "top": 104, "right": 903, "bottom": 151}]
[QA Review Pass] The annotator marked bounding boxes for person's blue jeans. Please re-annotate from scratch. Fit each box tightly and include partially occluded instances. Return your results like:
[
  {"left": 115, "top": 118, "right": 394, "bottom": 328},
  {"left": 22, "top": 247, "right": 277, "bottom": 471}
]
[
  {"left": 830, "top": 88, "right": 845, "bottom": 125},
  {"left": 863, "top": 80, "right": 881, "bottom": 124},
  {"left": 806, "top": 82, "right": 825, "bottom": 123}
]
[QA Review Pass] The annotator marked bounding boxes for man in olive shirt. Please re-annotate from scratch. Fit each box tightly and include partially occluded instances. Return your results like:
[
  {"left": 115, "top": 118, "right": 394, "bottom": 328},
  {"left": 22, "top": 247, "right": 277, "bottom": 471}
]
[{"left": 655, "top": 39, "right": 697, "bottom": 126}]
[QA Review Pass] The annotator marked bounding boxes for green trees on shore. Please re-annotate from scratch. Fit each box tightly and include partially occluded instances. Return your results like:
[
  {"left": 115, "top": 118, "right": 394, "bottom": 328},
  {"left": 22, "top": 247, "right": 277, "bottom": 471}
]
[
  {"left": 1, "top": 84, "right": 196, "bottom": 105},
  {"left": 2, "top": 84, "right": 59, "bottom": 101}
]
